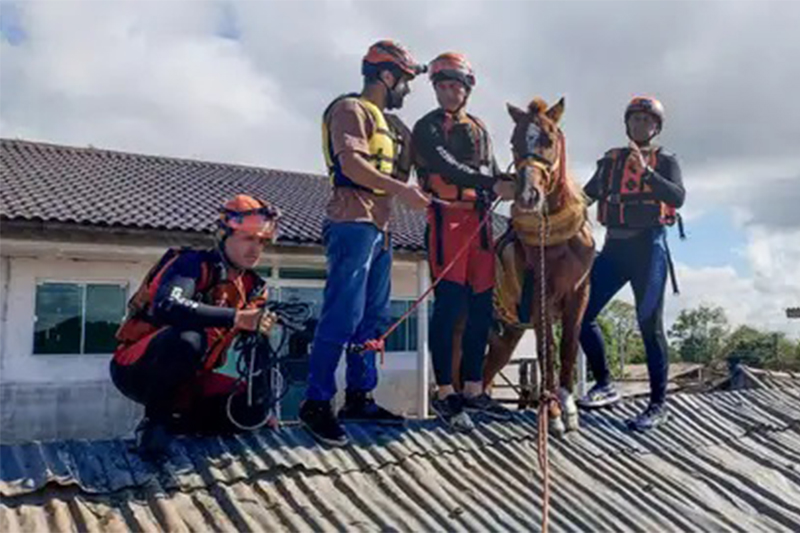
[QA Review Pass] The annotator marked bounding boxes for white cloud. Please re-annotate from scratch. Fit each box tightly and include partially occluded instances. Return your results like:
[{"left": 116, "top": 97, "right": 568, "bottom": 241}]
[
  {"left": 0, "top": 0, "right": 312, "bottom": 169},
  {"left": 667, "top": 226, "right": 800, "bottom": 337},
  {"left": 1, "top": 0, "right": 798, "bottom": 338}
]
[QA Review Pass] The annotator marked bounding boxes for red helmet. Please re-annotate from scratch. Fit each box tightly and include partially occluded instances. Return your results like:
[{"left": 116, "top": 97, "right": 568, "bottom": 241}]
[
  {"left": 218, "top": 194, "right": 280, "bottom": 239},
  {"left": 362, "top": 40, "right": 426, "bottom": 78},
  {"left": 625, "top": 96, "right": 665, "bottom": 129},
  {"left": 429, "top": 52, "right": 476, "bottom": 89}
]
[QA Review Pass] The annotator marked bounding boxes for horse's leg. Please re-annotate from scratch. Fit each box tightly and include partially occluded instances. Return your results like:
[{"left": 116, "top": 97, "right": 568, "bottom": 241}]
[
  {"left": 545, "top": 322, "right": 566, "bottom": 436},
  {"left": 559, "top": 279, "right": 590, "bottom": 432},
  {"left": 451, "top": 310, "right": 467, "bottom": 393},
  {"left": 482, "top": 324, "right": 525, "bottom": 393},
  {"left": 535, "top": 307, "right": 565, "bottom": 436}
]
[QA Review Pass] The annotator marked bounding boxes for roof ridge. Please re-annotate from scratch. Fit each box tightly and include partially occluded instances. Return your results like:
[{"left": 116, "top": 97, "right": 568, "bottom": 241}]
[{"left": 0, "top": 137, "right": 326, "bottom": 180}]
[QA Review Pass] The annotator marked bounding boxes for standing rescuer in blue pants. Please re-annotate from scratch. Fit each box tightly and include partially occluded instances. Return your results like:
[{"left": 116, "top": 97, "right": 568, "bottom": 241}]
[
  {"left": 578, "top": 96, "right": 686, "bottom": 431},
  {"left": 299, "top": 40, "right": 431, "bottom": 446}
]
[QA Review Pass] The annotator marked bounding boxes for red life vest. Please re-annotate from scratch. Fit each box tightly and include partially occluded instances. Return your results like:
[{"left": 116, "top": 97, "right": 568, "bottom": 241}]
[{"left": 113, "top": 248, "right": 267, "bottom": 370}]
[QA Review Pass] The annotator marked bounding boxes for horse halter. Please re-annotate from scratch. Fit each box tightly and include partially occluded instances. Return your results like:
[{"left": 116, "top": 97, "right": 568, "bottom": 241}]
[{"left": 513, "top": 123, "right": 564, "bottom": 196}]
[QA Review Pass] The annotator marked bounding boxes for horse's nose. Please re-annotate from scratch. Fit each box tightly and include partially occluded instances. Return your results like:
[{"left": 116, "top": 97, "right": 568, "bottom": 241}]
[{"left": 529, "top": 187, "right": 540, "bottom": 206}]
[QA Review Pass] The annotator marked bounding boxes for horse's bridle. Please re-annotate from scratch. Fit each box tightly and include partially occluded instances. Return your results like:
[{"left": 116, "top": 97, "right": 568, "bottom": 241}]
[{"left": 512, "top": 129, "right": 565, "bottom": 197}]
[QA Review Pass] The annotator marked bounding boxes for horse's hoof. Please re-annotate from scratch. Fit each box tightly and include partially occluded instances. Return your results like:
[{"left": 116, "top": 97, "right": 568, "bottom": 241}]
[
  {"left": 549, "top": 417, "right": 566, "bottom": 436},
  {"left": 556, "top": 388, "right": 579, "bottom": 432},
  {"left": 565, "top": 411, "right": 580, "bottom": 433}
]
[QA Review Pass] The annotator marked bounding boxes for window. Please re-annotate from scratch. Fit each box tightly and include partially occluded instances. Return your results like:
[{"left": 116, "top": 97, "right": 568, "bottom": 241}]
[
  {"left": 278, "top": 267, "right": 327, "bottom": 280},
  {"left": 34, "top": 282, "right": 127, "bottom": 354},
  {"left": 385, "top": 300, "right": 427, "bottom": 352},
  {"left": 255, "top": 266, "right": 273, "bottom": 278}
]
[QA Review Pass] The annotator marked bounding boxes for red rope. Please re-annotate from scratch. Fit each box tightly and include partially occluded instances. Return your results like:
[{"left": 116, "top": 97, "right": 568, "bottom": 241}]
[
  {"left": 537, "top": 394, "right": 560, "bottom": 533},
  {"left": 357, "top": 197, "right": 503, "bottom": 364}
]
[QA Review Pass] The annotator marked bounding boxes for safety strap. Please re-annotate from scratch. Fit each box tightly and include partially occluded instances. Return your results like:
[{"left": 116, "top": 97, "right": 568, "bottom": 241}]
[
  {"left": 433, "top": 201, "right": 445, "bottom": 266},
  {"left": 477, "top": 192, "right": 491, "bottom": 250},
  {"left": 660, "top": 231, "right": 679, "bottom": 295},
  {"left": 677, "top": 212, "right": 686, "bottom": 240}
]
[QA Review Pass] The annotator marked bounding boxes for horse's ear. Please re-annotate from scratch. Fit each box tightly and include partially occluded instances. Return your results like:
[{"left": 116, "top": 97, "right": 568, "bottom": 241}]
[
  {"left": 507, "top": 103, "right": 527, "bottom": 123},
  {"left": 546, "top": 97, "right": 566, "bottom": 124}
]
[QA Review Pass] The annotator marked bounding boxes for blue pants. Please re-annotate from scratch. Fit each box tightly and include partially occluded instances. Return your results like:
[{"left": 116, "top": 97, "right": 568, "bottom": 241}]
[
  {"left": 579, "top": 228, "right": 670, "bottom": 405},
  {"left": 306, "top": 221, "right": 392, "bottom": 402}
]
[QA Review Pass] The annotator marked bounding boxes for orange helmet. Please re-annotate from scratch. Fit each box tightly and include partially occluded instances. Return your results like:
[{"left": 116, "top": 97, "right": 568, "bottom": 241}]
[
  {"left": 218, "top": 194, "right": 280, "bottom": 240},
  {"left": 429, "top": 52, "right": 475, "bottom": 89},
  {"left": 362, "top": 40, "right": 426, "bottom": 79},
  {"left": 625, "top": 96, "right": 665, "bottom": 129}
]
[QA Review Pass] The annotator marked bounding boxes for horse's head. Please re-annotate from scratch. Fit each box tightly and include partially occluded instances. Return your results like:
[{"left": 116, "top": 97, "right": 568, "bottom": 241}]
[{"left": 507, "top": 97, "right": 566, "bottom": 213}]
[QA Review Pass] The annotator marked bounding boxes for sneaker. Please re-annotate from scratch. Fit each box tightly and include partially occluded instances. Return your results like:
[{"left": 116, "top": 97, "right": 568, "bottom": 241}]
[
  {"left": 463, "top": 393, "right": 513, "bottom": 421},
  {"left": 430, "top": 394, "right": 475, "bottom": 432},
  {"left": 627, "top": 403, "right": 669, "bottom": 432},
  {"left": 338, "top": 390, "right": 405, "bottom": 425},
  {"left": 134, "top": 417, "right": 172, "bottom": 459},
  {"left": 576, "top": 383, "right": 621, "bottom": 410},
  {"left": 299, "top": 399, "right": 349, "bottom": 447}
]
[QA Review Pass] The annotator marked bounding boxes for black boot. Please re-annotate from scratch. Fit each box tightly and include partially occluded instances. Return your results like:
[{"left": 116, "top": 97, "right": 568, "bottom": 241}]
[
  {"left": 338, "top": 390, "right": 405, "bottom": 425},
  {"left": 134, "top": 416, "right": 172, "bottom": 460},
  {"left": 299, "top": 399, "right": 349, "bottom": 446}
]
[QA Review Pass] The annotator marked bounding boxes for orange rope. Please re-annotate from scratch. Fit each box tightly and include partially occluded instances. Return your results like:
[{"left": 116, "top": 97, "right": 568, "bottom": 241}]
[
  {"left": 357, "top": 197, "right": 503, "bottom": 364},
  {"left": 537, "top": 394, "right": 558, "bottom": 533}
]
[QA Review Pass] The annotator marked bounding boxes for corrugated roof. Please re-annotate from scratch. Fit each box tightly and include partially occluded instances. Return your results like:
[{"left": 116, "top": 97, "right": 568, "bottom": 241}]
[
  {"left": 731, "top": 365, "right": 800, "bottom": 392},
  {"left": 3, "top": 388, "right": 800, "bottom": 532}
]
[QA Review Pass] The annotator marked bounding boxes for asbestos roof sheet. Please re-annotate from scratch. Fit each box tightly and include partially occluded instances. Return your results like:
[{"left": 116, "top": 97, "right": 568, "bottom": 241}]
[{"left": 2, "top": 388, "right": 800, "bottom": 532}]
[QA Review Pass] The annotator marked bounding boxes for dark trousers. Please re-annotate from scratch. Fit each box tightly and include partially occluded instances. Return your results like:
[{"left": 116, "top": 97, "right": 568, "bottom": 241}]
[
  {"left": 111, "top": 327, "right": 242, "bottom": 434},
  {"left": 579, "top": 228, "right": 670, "bottom": 405}
]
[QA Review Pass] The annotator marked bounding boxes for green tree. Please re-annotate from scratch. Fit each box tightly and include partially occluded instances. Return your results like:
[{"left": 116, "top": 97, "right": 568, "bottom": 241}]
[
  {"left": 720, "top": 325, "right": 800, "bottom": 371},
  {"left": 598, "top": 300, "right": 646, "bottom": 375},
  {"left": 667, "top": 305, "right": 730, "bottom": 363}
]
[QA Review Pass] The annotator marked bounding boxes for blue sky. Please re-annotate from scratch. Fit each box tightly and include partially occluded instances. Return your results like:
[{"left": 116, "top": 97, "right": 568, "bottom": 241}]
[{"left": 677, "top": 209, "right": 749, "bottom": 275}]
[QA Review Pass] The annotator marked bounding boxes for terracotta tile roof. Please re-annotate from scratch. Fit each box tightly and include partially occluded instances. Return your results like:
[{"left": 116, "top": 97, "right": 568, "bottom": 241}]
[{"left": 1, "top": 138, "right": 452, "bottom": 252}]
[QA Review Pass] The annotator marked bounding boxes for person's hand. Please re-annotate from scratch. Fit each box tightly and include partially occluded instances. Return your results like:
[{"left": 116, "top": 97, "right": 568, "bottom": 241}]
[
  {"left": 493, "top": 179, "right": 516, "bottom": 201},
  {"left": 398, "top": 184, "right": 431, "bottom": 210},
  {"left": 628, "top": 141, "right": 648, "bottom": 174},
  {"left": 257, "top": 311, "right": 278, "bottom": 335},
  {"left": 235, "top": 308, "right": 278, "bottom": 334}
]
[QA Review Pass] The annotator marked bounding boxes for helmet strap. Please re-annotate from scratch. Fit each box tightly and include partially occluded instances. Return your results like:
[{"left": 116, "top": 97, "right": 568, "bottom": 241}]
[{"left": 380, "top": 75, "right": 403, "bottom": 110}]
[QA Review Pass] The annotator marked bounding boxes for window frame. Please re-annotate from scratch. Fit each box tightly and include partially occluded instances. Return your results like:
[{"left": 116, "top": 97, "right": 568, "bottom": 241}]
[
  {"left": 255, "top": 265, "right": 418, "bottom": 355},
  {"left": 33, "top": 278, "right": 130, "bottom": 357}
]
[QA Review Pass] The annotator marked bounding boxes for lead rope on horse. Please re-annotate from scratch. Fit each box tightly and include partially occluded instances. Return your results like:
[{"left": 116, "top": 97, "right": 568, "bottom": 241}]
[
  {"left": 354, "top": 196, "right": 503, "bottom": 362},
  {"left": 536, "top": 199, "right": 555, "bottom": 533}
]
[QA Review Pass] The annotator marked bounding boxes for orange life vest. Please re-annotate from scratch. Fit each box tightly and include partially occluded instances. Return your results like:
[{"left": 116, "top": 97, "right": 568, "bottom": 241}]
[
  {"left": 113, "top": 248, "right": 267, "bottom": 370},
  {"left": 596, "top": 147, "right": 678, "bottom": 229},
  {"left": 417, "top": 111, "right": 491, "bottom": 204}
]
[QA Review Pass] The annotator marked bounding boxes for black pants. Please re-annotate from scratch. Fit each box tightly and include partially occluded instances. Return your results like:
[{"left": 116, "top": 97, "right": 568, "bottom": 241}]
[
  {"left": 579, "top": 228, "right": 670, "bottom": 405},
  {"left": 429, "top": 281, "right": 494, "bottom": 387},
  {"left": 110, "top": 327, "right": 240, "bottom": 434}
]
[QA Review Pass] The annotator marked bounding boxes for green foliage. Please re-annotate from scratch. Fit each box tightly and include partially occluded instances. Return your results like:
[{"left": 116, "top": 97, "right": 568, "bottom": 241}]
[{"left": 590, "top": 301, "right": 800, "bottom": 371}]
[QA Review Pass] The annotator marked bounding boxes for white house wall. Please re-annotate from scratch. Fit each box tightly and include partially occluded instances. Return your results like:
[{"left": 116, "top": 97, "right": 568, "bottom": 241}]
[
  {"left": 0, "top": 242, "right": 424, "bottom": 443},
  {"left": 0, "top": 240, "right": 539, "bottom": 443},
  {"left": 3, "top": 256, "right": 147, "bottom": 383}
]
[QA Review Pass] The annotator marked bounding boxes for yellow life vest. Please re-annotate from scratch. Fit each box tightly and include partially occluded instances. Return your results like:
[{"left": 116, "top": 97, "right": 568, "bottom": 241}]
[{"left": 322, "top": 93, "right": 399, "bottom": 196}]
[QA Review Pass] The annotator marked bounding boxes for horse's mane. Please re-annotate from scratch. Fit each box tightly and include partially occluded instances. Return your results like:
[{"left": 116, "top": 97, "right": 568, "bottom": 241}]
[
  {"left": 527, "top": 98, "right": 549, "bottom": 115},
  {"left": 560, "top": 170, "right": 585, "bottom": 209}
]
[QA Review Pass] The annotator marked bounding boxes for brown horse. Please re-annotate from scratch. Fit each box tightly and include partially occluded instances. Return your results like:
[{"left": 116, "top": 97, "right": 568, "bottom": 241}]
[{"left": 450, "top": 97, "right": 594, "bottom": 434}]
